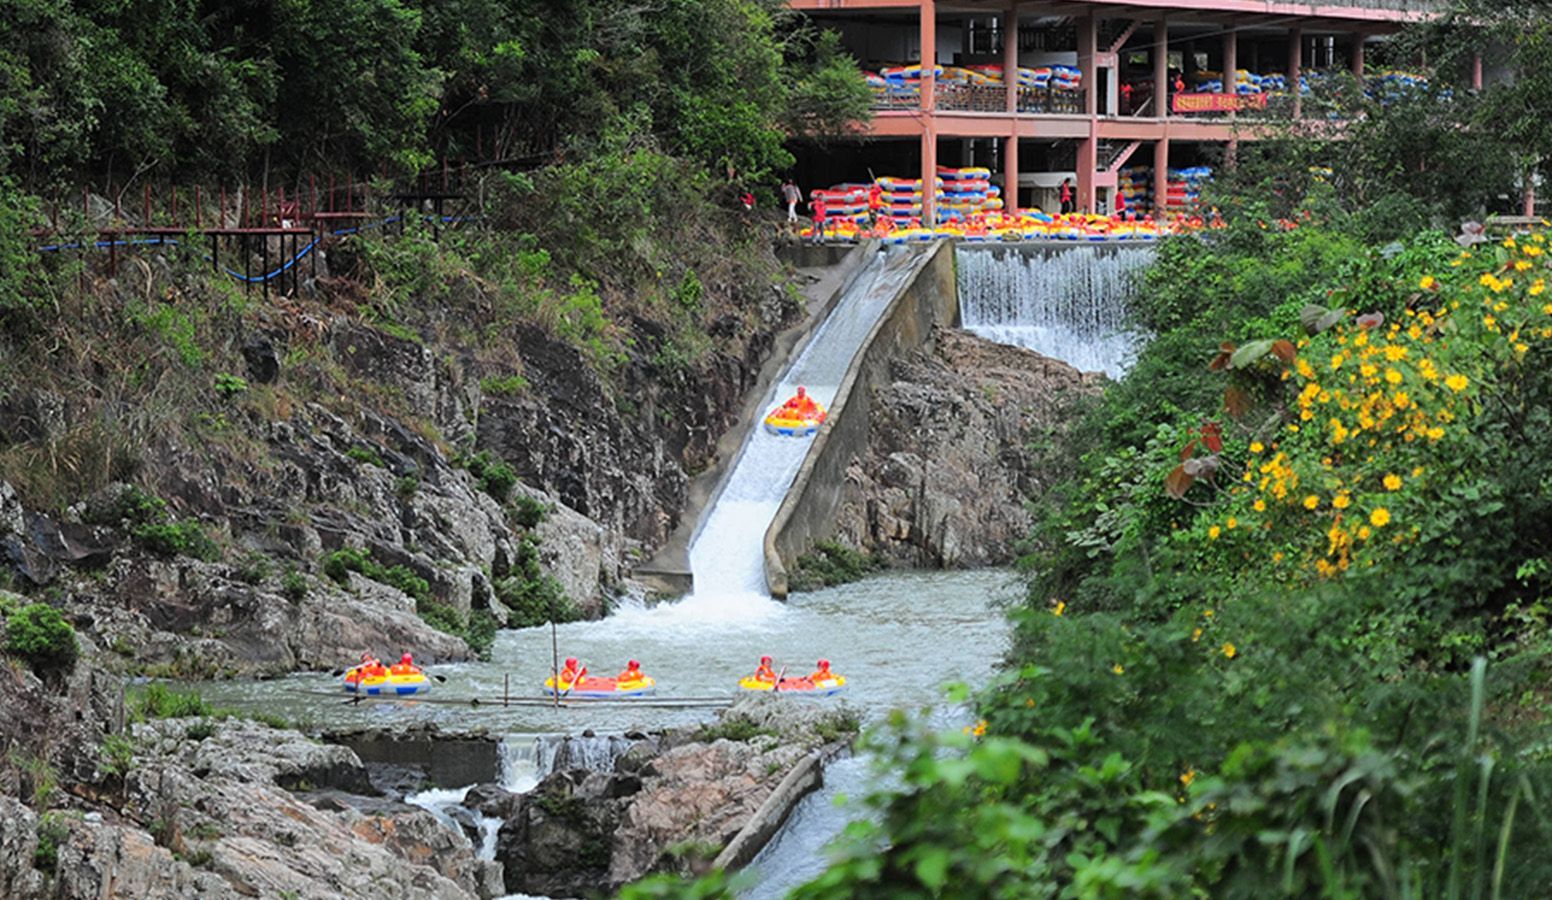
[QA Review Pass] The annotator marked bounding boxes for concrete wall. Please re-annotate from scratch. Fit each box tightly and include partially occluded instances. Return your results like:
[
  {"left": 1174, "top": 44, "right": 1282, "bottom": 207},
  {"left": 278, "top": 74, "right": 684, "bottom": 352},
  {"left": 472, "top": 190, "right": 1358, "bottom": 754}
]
[
  {"left": 634, "top": 242, "right": 877, "bottom": 597},
  {"left": 763, "top": 241, "right": 959, "bottom": 598}
]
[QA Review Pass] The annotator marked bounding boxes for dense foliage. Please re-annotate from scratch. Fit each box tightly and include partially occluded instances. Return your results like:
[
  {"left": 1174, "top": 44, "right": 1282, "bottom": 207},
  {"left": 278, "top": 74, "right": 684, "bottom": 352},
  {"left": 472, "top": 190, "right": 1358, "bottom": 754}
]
[{"left": 0, "top": 0, "right": 869, "bottom": 186}]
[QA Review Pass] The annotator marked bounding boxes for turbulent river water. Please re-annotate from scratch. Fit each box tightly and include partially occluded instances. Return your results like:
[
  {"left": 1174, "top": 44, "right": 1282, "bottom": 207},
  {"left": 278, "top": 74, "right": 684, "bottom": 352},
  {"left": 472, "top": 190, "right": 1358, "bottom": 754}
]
[{"left": 199, "top": 243, "right": 1017, "bottom": 897}]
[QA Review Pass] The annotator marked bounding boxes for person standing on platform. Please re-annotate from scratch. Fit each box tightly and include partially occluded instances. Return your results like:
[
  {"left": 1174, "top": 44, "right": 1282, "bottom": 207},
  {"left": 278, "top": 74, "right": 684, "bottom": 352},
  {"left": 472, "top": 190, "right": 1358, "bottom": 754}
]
[
  {"left": 1060, "top": 178, "right": 1075, "bottom": 214},
  {"left": 810, "top": 194, "right": 828, "bottom": 244},
  {"left": 782, "top": 178, "right": 802, "bottom": 225}
]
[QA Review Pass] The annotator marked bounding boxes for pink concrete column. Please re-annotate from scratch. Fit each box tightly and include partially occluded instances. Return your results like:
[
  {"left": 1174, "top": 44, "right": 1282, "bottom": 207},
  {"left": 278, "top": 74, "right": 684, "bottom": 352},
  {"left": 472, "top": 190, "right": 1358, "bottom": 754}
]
[
  {"left": 1005, "top": 4, "right": 1019, "bottom": 114},
  {"left": 1079, "top": 14, "right": 1097, "bottom": 117},
  {"left": 1153, "top": 138, "right": 1169, "bottom": 220},
  {"left": 921, "top": 0, "right": 937, "bottom": 224},
  {"left": 1289, "top": 27, "right": 1303, "bottom": 120},
  {"left": 1525, "top": 176, "right": 1536, "bottom": 218},
  {"left": 1154, "top": 16, "right": 1169, "bottom": 118},
  {"left": 921, "top": 0, "right": 936, "bottom": 114},
  {"left": 922, "top": 126, "right": 938, "bottom": 225},
  {"left": 1077, "top": 13, "right": 1098, "bottom": 212},
  {"left": 1472, "top": 54, "right": 1483, "bottom": 91},
  {"left": 1223, "top": 28, "right": 1237, "bottom": 95},
  {"left": 1004, "top": 135, "right": 1019, "bottom": 215},
  {"left": 1352, "top": 33, "right": 1365, "bottom": 82}
]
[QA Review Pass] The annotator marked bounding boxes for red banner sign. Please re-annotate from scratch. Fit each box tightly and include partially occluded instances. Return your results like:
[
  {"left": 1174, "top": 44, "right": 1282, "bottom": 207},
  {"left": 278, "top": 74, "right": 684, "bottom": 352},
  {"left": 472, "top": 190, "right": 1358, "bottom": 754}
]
[{"left": 1172, "top": 92, "right": 1269, "bottom": 113}]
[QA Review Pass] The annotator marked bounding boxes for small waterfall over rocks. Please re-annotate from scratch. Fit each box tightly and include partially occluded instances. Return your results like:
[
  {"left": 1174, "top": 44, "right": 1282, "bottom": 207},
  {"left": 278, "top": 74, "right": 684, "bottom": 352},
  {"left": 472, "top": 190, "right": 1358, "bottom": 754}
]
[
  {"left": 956, "top": 244, "right": 1155, "bottom": 379},
  {"left": 535, "top": 733, "right": 635, "bottom": 775}
]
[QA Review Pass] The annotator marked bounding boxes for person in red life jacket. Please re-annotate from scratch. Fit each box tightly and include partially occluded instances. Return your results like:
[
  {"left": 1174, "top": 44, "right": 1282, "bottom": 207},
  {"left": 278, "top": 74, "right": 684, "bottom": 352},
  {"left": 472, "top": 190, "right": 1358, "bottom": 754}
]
[
  {"left": 782, "top": 386, "right": 821, "bottom": 419},
  {"left": 618, "top": 659, "right": 645, "bottom": 682},
  {"left": 808, "top": 659, "right": 835, "bottom": 683},
  {"left": 1120, "top": 81, "right": 1135, "bottom": 114},
  {"left": 1059, "top": 178, "right": 1074, "bottom": 214},
  {"left": 810, "top": 195, "right": 828, "bottom": 244},
  {"left": 1113, "top": 188, "right": 1128, "bottom": 221},
  {"left": 390, "top": 653, "right": 418, "bottom": 675},
  {"left": 739, "top": 190, "right": 755, "bottom": 212},
  {"left": 559, "top": 656, "right": 582, "bottom": 686},
  {"left": 754, "top": 655, "right": 777, "bottom": 683},
  {"left": 867, "top": 182, "right": 884, "bottom": 232}
]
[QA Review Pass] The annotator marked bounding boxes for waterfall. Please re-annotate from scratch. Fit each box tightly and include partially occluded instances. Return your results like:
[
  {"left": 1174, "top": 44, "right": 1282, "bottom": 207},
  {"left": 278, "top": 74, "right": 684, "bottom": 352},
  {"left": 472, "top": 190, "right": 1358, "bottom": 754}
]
[
  {"left": 499, "top": 736, "right": 541, "bottom": 793},
  {"left": 534, "top": 733, "right": 634, "bottom": 775},
  {"left": 955, "top": 245, "right": 1155, "bottom": 379}
]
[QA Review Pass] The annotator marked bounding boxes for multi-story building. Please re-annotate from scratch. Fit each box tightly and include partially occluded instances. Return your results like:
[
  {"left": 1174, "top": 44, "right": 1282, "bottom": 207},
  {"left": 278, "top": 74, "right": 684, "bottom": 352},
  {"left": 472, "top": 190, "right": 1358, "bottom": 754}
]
[{"left": 788, "top": 0, "right": 1458, "bottom": 220}]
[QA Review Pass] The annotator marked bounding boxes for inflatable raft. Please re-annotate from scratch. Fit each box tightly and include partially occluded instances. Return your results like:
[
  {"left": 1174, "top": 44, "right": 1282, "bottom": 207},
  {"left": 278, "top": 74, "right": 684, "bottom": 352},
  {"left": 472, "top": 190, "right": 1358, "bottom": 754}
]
[
  {"left": 343, "top": 667, "right": 430, "bottom": 696},
  {"left": 764, "top": 387, "right": 827, "bottom": 437},
  {"left": 544, "top": 674, "right": 657, "bottom": 699},
  {"left": 738, "top": 675, "right": 847, "bottom": 697}
]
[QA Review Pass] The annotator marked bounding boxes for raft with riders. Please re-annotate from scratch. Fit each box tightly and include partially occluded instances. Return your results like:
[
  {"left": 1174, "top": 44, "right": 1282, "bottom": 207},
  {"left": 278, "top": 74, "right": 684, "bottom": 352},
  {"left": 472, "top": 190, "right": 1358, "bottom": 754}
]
[{"left": 340, "top": 653, "right": 847, "bottom": 698}]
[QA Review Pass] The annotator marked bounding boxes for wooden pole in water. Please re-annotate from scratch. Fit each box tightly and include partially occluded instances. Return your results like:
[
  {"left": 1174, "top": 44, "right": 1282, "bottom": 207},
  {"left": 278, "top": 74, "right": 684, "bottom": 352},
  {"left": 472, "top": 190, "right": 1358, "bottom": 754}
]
[
  {"left": 503, "top": 673, "right": 510, "bottom": 708},
  {"left": 550, "top": 617, "right": 560, "bottom": 709}
]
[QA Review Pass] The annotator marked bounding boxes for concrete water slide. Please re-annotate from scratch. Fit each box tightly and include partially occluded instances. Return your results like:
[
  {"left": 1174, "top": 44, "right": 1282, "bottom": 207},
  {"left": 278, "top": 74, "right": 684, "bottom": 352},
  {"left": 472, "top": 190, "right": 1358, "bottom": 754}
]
[{"left": 634, "top": 241, "right": 960, "bottom": 600}]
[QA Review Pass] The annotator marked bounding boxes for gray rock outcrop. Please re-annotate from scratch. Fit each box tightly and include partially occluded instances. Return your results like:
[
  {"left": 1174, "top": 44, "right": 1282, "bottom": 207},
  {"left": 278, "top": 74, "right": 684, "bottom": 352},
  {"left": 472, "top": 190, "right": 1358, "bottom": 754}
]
[{"left": 832, "top": 328, "right": 1103, "bottom": 567}]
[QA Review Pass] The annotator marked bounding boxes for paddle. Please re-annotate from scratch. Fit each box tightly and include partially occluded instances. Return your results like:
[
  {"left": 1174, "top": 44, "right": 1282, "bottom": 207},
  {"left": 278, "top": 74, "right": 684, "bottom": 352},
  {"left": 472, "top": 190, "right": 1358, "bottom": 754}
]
[
  {"left": 560, "top": 665, "right": 587, "bottom": 700},
  {"left": 773, "top": 665, "right": 787, "bottom": 693}
]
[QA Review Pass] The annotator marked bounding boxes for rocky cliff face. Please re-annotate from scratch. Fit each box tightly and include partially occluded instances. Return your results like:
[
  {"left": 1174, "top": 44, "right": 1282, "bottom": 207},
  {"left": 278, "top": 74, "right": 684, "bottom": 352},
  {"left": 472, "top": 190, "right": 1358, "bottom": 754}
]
[
  {"left": 0, "top": 259, "right": 795, "bottom": 674},
  {"left": 0, "top": 653, "right": 495, "bottom": 899},
  {"left": 832, "top": 328, "right": 1103, "bottom": 567}
]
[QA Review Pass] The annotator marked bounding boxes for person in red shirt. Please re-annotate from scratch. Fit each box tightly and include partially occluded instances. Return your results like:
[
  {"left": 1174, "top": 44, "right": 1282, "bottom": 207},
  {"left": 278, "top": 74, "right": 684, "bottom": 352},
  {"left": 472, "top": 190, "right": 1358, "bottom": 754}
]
[
  {"left": 810, "top": 196, "right": 828, "bottom": 244},
  {"left": 1113, "top": 189, "right": 1128, "bottom": 220},
  {"left": 1059, "top": 178, "right": 1074, "bottom": 214},
  {"left": 867, "top": 182, "right": 884, "bottom": 233}
]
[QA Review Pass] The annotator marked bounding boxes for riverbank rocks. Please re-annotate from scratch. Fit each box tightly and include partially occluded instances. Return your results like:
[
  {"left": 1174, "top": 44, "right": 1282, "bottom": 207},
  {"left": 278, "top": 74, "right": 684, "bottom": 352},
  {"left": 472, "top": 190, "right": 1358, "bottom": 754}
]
[
  {"left": 833, "top": 328, "right": 1103, "bottom": 567},
  {"left": 496, "top": 695, "right": 859, "bottom": 896}
]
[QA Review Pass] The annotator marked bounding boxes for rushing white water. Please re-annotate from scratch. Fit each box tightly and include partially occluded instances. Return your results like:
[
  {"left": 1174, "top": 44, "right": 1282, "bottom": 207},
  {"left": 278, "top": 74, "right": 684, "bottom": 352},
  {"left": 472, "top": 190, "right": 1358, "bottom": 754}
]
[
  {"left": 686, "top": 247, "right": 929, "bottom": 601},
  {"left": 956, "top": 244, "right": 1155, "bottom": 379},
  {"left": 500, "top": 736, "right": 541, "bottom": 792},
  {"left": 404, "top": 784, "right": 473, "bottom": 833}
]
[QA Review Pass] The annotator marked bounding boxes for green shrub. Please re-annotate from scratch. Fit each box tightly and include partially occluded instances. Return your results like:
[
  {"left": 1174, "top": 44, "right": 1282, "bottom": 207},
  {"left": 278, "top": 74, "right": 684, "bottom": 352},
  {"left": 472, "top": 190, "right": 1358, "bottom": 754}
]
[
  {"left": 494, "top": 537, "right": 578, "bottom": 626},
  {"left": 459, "top": 450, "right": 520, "bottom": 502},
  {"left": 213, "top": 372, "right": 249, "bottom": 399},
  {"left": 479, "top": 460, "right": 518, "bottom": 502},
  {"left": 233, "top": 553, "right": 270, "bottom": 585},
  {"left": 511, "top": 494, "right": 549, "bottom": 529},
  {"left": 130, "top": 683, "right": 212, "bottom": 720},
  {"left": 414, "top": 602, "right": 496, "bottom": 659},
  {"left": 789, "top": 541, "right": 879, "bottom": 592},
  {"left": 394, "top": 475, "right": 419, "bottom": 498},
  {"left": 33, "top": 813, "right": 68, "bottom": 875},
  {"left": 99, "top": 734, "right": 134, "bottom": 778},
  {"left": 82, "top": 485, "right": 167, "bottom": 527},
  {"left": 345, "top": 446, "right": 384, "bottom": 467},
  {"left": 321, "top": 548, "right": 430, "bottom": 601},
  {"left": 480, "top": 374, "right": 529, "bottom": 397},
  {"left": 131, "top": 521, "right": 218, "bottom": 560},
  {"left": 5, "top": 604, "right": 78, "bottom": 672},
  {"left": 280, "top": 568, "right": 308, "bottom": 602}
]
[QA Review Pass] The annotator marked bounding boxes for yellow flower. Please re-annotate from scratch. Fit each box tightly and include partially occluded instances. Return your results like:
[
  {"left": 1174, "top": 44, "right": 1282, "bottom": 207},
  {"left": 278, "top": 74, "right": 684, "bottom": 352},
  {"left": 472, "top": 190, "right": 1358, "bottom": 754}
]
[
  {"left": 1515, "top": 259, "right": 1533, "bottom": 272},
  {"left": 1112, "top": 664, "right": 1125, "bottom": 675},
  {"left": 1383, "top": 473, "right": 1402, "bottom": 491},
  {"left": 1191, "top": 627, "right": 1203, "bottom": 642},
  {"left": 1303, "top": 495, "right": 1320, "bottom": 510},
  {"left": 1204, "top": 609, "right": 1215, "bottom": 618},
  {"left": 1272, "top": 551, "right": 1285, "bottom": 563},
  {"left": 1370, "top": 507, "right": 1392, "bottom": 527},
  {"left": 1384, "top": 369, "right": 1403, "bottom": 385},
  {"left": 1426, "top": 426, "right": 1445, "bottom": 440},
  {"left": 1358, "top": 526, "right": 1372, "bottom": 540},
  {"left": 1412, "top": 466, "right": 1425, "bottom": 477},
  {"left": 970, "top": 719, "right": 987, "bottom": 737},
  {"left": 1221, "top": 642, "right": 1237, "bottom": 659},
  {"left": 1181, "top": 768, "right": 1198, "bottom": 787},
  {"left": 1053, "top": 600, "right": 1067, "bottom": 617},
  {"left": 1253, "top": 499, "right": 1266, "bottom": 512},
  {"left": 1333, "top": 493, "right": 1352, "bottom": 509},
  {"left": 1226, "top": 517, "right": 1238, "bottom": 529},
  {"left": 1249, "top": 441, "right": 1265, "bottom": 454},
  {"left": 1445, "top": 373, "right": 1469, "bottom": 393},
  {"left": 1208, "top": 526, "right": 1221, "bottom": 540},
  {"left": 1419, "top": 275, "right": 1436, "bottom": 290}
]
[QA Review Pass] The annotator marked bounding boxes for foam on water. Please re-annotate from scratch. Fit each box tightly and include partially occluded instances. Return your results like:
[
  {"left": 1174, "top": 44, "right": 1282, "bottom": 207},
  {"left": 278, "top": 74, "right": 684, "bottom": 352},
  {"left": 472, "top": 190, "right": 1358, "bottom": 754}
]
[
  {"left": 683, "top": 247, "right": 928, "bottom": 604},
  {"left": 956, "top": 244, "right": 1155, "bottom": 379}
]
